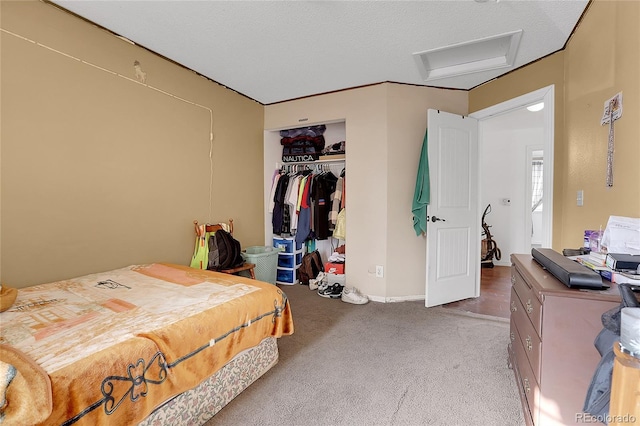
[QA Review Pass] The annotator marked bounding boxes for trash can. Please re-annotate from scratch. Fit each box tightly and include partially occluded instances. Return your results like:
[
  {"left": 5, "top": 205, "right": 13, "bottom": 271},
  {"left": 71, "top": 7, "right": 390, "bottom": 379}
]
[{"left": 242, "top": 246, "right": 281, "bottom": 284}]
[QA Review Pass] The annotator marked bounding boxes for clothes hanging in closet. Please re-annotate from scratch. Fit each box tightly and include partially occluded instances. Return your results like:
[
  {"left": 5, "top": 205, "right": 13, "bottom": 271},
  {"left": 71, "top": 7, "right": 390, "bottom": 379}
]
[
  {"left": 272, "top": 172, "right": 291, "bottom": 235},
  {"left": 310, "top": 171, "right": 338, "bottom": 240},
  {"left": 270, "top": 165, "right": 344, "bottom": 243},
  {"left": 329, "top": 169, "right": 345, "bottom": 230},
  {"left": 295, "top": 173, "right": 313, "bottom": 246}
]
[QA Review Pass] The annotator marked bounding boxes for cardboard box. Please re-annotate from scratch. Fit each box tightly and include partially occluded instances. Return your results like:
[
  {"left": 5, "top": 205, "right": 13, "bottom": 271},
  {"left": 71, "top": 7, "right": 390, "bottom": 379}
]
[
  {"left": 324, "top": 273, "right": 346, "bottom": 287},
  {"left": 325, "top": 262, "right": 345, "bottom": 274}
]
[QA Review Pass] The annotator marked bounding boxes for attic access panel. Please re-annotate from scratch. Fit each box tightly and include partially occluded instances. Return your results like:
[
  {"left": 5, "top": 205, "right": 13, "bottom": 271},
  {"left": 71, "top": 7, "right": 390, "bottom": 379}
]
[{"left": 413, "top": 30, "right": 523, "bottom": 81}]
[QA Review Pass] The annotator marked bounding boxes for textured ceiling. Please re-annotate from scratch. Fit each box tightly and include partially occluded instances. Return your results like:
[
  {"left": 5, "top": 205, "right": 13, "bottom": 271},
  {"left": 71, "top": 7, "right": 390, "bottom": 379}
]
[{"left": 51, "top": 0, "right": 589, "bottom": 105}]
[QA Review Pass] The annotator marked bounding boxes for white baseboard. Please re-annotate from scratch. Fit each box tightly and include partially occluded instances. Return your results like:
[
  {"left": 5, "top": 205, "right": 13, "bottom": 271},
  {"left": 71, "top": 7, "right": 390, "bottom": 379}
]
[{"left": 367, "top": 294, "right": 425, "bottom": 303}]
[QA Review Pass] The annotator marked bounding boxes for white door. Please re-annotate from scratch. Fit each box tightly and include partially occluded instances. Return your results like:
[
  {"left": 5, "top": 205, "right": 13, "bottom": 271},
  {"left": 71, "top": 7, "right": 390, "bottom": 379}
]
[{"left": 425, "top": 109, "right": 479, "bottom": 307}]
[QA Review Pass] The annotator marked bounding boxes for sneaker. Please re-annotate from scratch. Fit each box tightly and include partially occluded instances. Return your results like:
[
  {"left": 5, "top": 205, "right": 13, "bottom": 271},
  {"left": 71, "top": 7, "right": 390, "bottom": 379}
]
[
  {"left": 341, "top": 286, "right": 369, "bottom": 305},
  {"left": 318, "top": 283, "right": 343, "bottom": 299},
  {"left": 309, "top": 279, "right": 318, "bottom": 291},
  {"left": 328, "top": 284, "right": 344, "bottom": 299},
  {"left": 316, "top": 279, "right": 330, "bottom": 294}
]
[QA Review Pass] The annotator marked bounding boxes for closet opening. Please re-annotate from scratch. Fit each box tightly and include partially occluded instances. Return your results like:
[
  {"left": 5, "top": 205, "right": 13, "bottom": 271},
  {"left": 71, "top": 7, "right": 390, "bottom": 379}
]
[{"left": 263, "top": 121, "right": 346, "bottom": 288}]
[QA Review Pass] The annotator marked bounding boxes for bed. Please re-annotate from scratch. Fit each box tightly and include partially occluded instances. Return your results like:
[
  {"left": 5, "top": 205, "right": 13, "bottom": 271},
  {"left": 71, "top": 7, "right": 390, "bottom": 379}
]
[{"left": 0, "top": 263, "right": 294, "bottom": 425}]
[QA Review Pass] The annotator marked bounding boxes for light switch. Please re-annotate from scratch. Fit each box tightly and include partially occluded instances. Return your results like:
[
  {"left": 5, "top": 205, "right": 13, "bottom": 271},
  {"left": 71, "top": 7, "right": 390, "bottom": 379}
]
[{"left": 577, "top": 190, "right": 584, "bottom": 206}]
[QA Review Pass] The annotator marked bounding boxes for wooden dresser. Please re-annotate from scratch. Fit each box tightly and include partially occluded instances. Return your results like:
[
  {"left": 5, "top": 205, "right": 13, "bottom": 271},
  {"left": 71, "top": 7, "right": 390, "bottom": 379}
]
[{"left": 509, "top": 254, "right": 622, "bottom": 426}]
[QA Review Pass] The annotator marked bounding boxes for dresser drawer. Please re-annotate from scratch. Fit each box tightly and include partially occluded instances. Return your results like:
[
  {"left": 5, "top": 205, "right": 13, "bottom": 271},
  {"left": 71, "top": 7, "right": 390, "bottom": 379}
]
[
  {"left": 512, "top": 268, "right": 542, "bottom": 337},
  {"left": 510, "top": 254, "right": 623, "bottom": 426},
  {"left": 511, "top": 316, "right": 540, "bottom": 426},
  {"left": 511, "top": 288, "right": 542, "bottom": 383}
]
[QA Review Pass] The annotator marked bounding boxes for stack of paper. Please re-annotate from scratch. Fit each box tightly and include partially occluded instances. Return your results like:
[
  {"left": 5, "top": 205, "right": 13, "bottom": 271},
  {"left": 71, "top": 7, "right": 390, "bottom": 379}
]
[
  {"left": 588, "top": 252, "right": 607, "bottom": 267},
  {"left": 601, "top": 216, "right": 640, "bottom": 255}
]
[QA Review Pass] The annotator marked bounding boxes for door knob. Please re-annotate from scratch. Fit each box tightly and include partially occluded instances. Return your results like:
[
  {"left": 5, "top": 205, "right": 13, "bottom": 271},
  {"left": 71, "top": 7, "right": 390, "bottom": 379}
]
[{"left": 431, "top": 216, "right": 446, "bottom": 222}]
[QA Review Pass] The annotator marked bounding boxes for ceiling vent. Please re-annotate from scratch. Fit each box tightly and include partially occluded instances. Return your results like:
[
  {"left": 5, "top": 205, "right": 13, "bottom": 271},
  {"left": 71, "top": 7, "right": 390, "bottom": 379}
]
[{"left": 413, "top": 29, "right": 523, "bottom": 82}]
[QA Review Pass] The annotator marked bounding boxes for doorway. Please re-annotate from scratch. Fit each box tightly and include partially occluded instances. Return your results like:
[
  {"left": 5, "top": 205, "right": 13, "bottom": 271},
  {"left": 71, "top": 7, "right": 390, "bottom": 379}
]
[
  {"left": 449, "top": 86, "right": 555, "bottom": 315},
  {"left": 528, "top": 148, "right": 545, "bottom": 250},
  {"left": 430, "top": 87, "right": 554, "bottom": 309},
  {"left": 478, "top": 107, "right": 545, "bottom": 264},
  {"left": 471, "top": 85, "right": 554, "bottom": 264}
]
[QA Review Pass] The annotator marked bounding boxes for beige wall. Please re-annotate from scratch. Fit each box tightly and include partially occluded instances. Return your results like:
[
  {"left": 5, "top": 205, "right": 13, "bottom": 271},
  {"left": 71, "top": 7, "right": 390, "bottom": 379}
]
[
  {"left": 0, "top": 2, "right": 3, "bottom": 288},
  {"left": 265, "top": 83, "right": 467, "bottom": 300},
  {"left": 265, "top": 84, "right": 390, "bottom": 298},
  {"left": 386, "top": 84, "right": 467, "bottom": 298},
  {"left": 1, "top": 1, "right": 265, "bottom": 288},
  {"left": 470, "top": 0, "right": 640, "bottom": 251},
  {"left": 470, "top": 52, "right": 566, "bottom": 250},
  {"left": 562, "top": 0, "right": 640, "bottom": 246},
  {"left": 5, "top": 0, "right": 635, "bottom": 297}
]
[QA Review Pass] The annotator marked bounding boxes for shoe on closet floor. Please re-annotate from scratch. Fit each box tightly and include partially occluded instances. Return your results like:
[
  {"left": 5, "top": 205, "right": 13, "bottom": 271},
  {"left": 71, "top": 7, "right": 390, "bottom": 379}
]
[
  {"left": 341, "top": 286, "right": 369, "bottom": 305},
  {"left": 318, "top": 283, "right": 343, "bottom": 299},
  {"left": 328, "top": 284, "right": 344, "bottom": 299},
  {"left": 317, "top": 283, "right": 331, "bottom": 298},
  {"left": 309, "top": 279, "right": 318, "bottom": 291},
  {"left": 316, "top": 278, "right": 329, "bottom": 294}
]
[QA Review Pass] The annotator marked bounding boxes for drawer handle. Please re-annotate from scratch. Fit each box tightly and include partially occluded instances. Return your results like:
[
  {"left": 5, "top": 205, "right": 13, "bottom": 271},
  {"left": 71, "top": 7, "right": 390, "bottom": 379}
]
[
  {"left": 510, "top": 332, "right": 515, "bottom": 342},
  {"left": 526, "top": 299, "right": 533, "bottom": 314},
  {"left": 524, "top": 378, "right": 531, "bottom": 394},
  {"left": 511, "top": 301, "right": 517, "bottom": 313},
  {"left": 526, "top": 336, "right": 533, "bottom": 351}
]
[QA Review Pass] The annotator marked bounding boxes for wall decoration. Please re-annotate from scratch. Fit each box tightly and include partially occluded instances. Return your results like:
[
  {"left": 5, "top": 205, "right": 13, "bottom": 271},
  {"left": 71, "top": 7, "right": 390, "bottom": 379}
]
[{"left": 601, "top": 92, "right": 623, "bottom": 187}]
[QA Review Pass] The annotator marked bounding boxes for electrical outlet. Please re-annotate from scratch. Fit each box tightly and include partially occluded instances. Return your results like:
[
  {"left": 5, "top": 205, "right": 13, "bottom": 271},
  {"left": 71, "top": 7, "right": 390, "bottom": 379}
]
[
  {"left": 577, "top": 190, "right": 584, "bottom": 206},
  {"left": 375, "top": 265, "right": 384, "bottom": 278}
]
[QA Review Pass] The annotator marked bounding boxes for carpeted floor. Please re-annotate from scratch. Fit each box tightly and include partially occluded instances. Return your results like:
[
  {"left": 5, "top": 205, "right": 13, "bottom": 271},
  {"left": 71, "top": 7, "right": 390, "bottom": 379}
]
[{"left": 206, "top": 283, "right": 524, "bottom": 426}]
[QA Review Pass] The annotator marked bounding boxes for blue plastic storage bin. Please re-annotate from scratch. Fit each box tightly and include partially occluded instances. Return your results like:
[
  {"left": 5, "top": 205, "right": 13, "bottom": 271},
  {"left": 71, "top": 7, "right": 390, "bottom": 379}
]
[
  {"left": 273, "top": 237, "right": 293, "bottom": 253},
  {"left": 276, "top": 266, "right": 298, "bottom": 285},
  {"left": 273, "top": 237, "right": 303, "bottom": 254},
  {"left": 278, "top": 249, "right": 304, "bottom": 268},
  {"left": 278, "top": 253, "right": 296, "bottom": 268}
]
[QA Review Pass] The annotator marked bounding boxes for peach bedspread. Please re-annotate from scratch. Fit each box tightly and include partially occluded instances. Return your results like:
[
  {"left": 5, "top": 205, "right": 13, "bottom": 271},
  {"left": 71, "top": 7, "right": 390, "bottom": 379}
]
[{"left": 0, "top": 263, "right": 293, "bottom": 425}]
